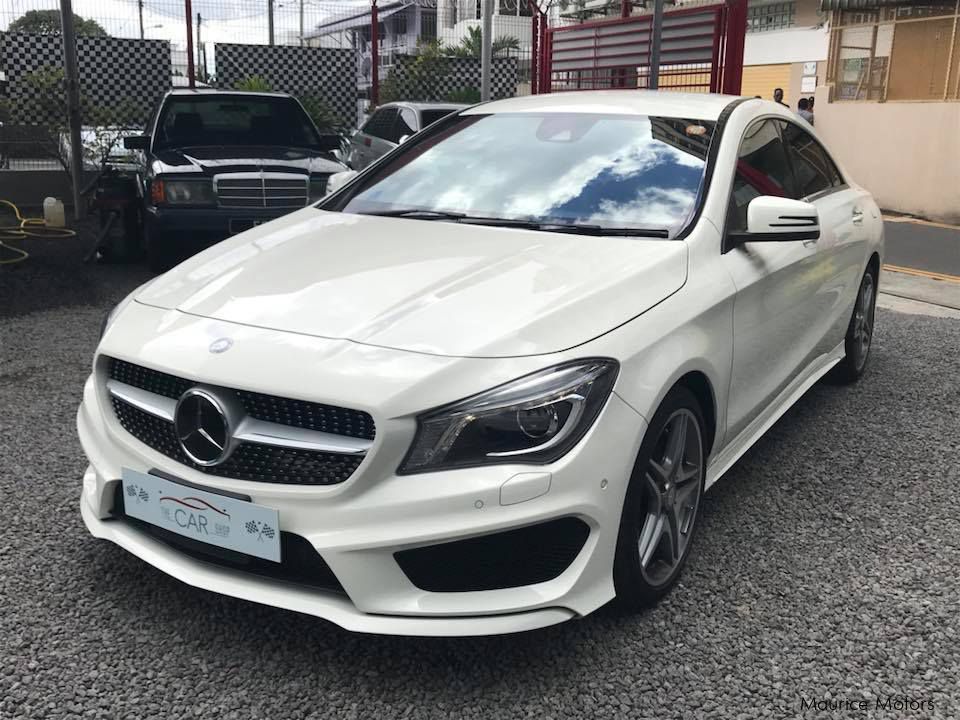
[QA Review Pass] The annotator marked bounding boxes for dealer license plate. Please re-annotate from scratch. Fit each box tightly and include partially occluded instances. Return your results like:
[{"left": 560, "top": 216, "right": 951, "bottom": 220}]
[{"left": 121, "top": 468, "right": 281, "bottom": 562}]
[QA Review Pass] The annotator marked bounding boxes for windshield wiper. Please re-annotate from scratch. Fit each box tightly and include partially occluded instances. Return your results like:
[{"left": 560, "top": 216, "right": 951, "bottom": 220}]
[
  {"left": 365, "top": 209, "right": 467, "bottom": 220},
  {"left": 363, "top": 210, "right": 669, "bottom": 238}
]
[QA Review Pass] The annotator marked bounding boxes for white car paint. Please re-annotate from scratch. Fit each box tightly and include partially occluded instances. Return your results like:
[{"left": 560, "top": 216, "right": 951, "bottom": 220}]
[{"left": 78, "top": 91, "right": 883, "bottom": 636}]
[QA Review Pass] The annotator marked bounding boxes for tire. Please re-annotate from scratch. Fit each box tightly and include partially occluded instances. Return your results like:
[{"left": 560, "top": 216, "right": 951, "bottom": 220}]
[
  {"left": 613, "top": 385, "right": 706, "bottom": 612},
  {"left": 832, "top": 264, "right": 878, "bottom": 384},
  {"left": 144, "top": 222, "right": 177, "bottom": 273}
]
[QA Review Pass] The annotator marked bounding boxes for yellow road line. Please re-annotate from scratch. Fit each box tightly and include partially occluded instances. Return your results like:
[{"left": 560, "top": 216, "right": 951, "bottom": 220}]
[
  {"left": 884, "top": 264, "right": 960, "bottom": 283},
  {"left": 882, "top": 215, "right": 960, "bottom": 231}
]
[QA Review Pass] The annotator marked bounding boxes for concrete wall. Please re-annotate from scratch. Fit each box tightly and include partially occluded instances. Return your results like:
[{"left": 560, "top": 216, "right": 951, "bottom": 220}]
[{"left": 814, "top": 88, "right": 960, "bottom": 225}]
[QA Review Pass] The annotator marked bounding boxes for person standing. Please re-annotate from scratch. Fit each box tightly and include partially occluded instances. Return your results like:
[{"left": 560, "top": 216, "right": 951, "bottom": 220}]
[
  {"left": 773, "top": 88, "right": 789, "bottom": 107},
  {"left": 797, "top": 97, "right": 815, "bottom": 125}
]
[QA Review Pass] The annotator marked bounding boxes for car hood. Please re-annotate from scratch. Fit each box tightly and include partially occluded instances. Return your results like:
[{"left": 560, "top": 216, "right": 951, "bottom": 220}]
[
  {"left": 135, "top": 209, "right": 687, "bottom": 358},
  {"left": 151, "top": 146, "right": 345, "bottom": 176}
]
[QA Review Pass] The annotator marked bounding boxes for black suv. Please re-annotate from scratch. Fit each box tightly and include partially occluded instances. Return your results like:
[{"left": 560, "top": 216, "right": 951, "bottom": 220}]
[{"left": 124, "top": 89, "right": 347, "bottom": 270}]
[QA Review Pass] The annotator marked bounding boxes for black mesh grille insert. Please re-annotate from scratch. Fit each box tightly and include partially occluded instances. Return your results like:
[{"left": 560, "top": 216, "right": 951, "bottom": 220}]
[
  {"left": 394, "top": 518, "right": 590, "bottom": 592},
  {"left": 112, "top": 398, "right": 364, "bottom": 485},
  {"left": 109, "top": 358, "right": 375, "bottom": 441},
  {"left": 111, "top": 483, "right": 345, "bottom": 593}
]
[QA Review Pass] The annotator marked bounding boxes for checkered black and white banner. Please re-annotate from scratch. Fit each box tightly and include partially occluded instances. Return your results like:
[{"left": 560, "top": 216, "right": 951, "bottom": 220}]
[
  {"left": 214, "top": 44, "right": 356, "bottom": 128},
  {"left": 389, "top": 56, "right": 518, "bottom": 102},
  {"left": 0, "top": 32, "right": 170, "bottom": 126}
]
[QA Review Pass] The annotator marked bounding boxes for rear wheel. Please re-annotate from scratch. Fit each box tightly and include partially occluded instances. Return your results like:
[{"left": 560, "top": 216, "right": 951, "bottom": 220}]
[
  {"left": 614, "top": 386, "right": 706, "bottom": 611},
  {"left": 832, "top": 265, "right": 877, "bottom": 384}
]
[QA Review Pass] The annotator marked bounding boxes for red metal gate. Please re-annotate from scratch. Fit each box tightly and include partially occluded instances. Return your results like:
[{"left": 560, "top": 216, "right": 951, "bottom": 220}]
[{"left": 531, "top": 0, "right": 746, "bottom": 96}]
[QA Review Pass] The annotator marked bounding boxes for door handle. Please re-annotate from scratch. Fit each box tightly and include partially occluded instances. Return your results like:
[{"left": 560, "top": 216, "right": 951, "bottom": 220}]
[{"left": 852, "top": 208, "right": 864, "bottom": 225}]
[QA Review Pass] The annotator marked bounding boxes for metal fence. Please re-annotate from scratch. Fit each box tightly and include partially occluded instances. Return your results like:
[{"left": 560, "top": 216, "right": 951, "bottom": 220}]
[{"left": 1, "top": 0, "right": 745, "bottom": 173}]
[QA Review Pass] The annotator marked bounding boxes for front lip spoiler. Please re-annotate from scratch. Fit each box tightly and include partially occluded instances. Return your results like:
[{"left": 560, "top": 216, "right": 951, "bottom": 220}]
[{"left": 81, "top": 495, "right": 576, "bottom": 637}]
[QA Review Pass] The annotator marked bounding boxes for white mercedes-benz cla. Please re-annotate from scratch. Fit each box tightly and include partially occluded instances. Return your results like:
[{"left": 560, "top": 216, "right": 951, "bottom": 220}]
[{"left": 79, "top": 91, "right": 883, "bottom": 636}]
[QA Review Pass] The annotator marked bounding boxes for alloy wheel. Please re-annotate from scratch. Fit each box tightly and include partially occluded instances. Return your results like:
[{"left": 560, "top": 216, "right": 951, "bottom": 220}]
[
  {"left": 852, "top": 273, "right": 875, "bottom": 370},
  {"left": 637, "top": 408, "right": 703, "bottom": 587}
]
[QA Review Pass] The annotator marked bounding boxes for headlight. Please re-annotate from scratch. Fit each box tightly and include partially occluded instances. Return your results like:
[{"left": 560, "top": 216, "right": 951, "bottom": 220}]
[
  {"left": 399, "top": 359, "right": 618, "bottom": 474},
  {"left": 159, "top": 179, "right": 215, "bottom": 206}
]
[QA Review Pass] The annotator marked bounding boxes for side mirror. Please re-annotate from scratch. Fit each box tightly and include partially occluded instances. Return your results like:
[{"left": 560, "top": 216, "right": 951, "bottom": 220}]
[
  {"left": 729, "top": 196, "right": 820, "bottom": 244},
  {"left": 123, "top": 135, "right": 150, "bottom": 151},
  {"left": 398, "top": 134, "right": 410, "bottom": 144},
  {"left": 326, "top": 169, "right": 359, "bottom": 195}
]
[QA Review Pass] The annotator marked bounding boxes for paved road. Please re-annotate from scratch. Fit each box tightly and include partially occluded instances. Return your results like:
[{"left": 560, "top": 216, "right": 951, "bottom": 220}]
[
  {"left": 2, "top": 237, "right": 960, "bottom": 719},
  {"left": 884, "top": 221, "right": 960, "bottom": 277}
]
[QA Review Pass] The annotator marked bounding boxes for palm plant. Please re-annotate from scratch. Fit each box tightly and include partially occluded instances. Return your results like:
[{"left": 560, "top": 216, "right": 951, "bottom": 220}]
[{"left": 448, "top": 26, "right": 520, "bottom": 58}]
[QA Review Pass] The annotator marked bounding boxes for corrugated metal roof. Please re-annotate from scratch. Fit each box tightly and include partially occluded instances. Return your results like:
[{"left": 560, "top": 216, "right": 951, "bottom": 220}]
[{"left": 820, "top": 0, "right": 953, "bottom": 9}]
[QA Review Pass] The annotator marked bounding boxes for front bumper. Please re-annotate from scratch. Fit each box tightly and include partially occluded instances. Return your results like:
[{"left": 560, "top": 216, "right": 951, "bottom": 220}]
[
  {"left": 79, "top": 314, "right": 646, "bottom": 636},
  {"left": 146, "top": 206, "right": 296, "bottom": 246}
]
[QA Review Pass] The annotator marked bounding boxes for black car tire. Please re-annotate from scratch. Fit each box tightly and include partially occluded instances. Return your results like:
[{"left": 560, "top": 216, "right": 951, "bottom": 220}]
[
  {"left": 832, "top": 264, "right": 878, "bottom": 384},
  {"left": 144, "top": 221, "right": 177, "bottom": 273},
  {"left": 613, "top": 385, "right": 706, "bottom": 612}
]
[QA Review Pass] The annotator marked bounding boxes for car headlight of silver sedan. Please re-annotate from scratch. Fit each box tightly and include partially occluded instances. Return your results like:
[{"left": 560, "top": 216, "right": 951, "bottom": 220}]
[{"left": 399, "top": 359, "right": 618, "bottom": 474}]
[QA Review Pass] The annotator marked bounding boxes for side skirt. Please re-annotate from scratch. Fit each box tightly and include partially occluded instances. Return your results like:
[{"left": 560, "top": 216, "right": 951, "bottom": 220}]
[{"left": 704, "top": 341, "right": 846, "bottom": 491}]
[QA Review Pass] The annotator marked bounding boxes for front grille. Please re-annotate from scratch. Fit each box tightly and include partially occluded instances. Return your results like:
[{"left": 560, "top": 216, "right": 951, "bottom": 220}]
[
  {"left": 110, "top": 359, "right": 375, "bottom": 440},
  {"left": 395, "top": 518, "right": 591, "bottom": 592},
  {"left": 107, "top": 358, "right": 374, "bottom": 485},
  {"left": 111, "top": 483, "right": 345, "bottom": 593},
  {"left": 216, "top": 174, "right": 309, "bottom": 209}
]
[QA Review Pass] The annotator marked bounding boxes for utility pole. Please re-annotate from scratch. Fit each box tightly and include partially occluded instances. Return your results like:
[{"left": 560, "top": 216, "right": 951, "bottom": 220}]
[
  {"left": 480, "top": 0, "right": 493, "bottom": 100},
  {"left": 185, "top": 0, "right": 195, "bottom": 88},
  {"left": 299, "top": 0, "right": 305, "bottom": 46},
  {"left": 268, "top": 0, "right": 275, "bottom": 45},
  {"left": 648, "top": 0, "right": 664, "bottom": 89},
  {"left": 138, "top": 0, "right": 145, "bottom": 39},
  {"left": 196, "top": 13, "right": 202, "bottom": 82},
  {"left": 370, "top": 0, "right": 379, "bottom": 106},
  {"left": 59, "top": 0, "right": 84, "bottom": 220}
]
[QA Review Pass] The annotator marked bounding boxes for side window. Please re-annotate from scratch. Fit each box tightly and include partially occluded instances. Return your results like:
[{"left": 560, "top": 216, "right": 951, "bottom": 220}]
[
  {"left": 391, "top": 108, "right": 417, "bottom": 142},
  {"left": 779, "top": 121, "right": 843, "bottom": 198},
  {"left": 363, "top": 108, "right": 399, "bottom": 141},
  {"left": 727, "top": 119, "right": 796, "bottom": 233}
]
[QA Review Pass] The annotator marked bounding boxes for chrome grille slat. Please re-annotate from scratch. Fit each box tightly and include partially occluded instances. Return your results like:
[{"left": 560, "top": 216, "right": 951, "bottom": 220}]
[{"left": 214, "top": 171, "right": 309, "bottom": 209}]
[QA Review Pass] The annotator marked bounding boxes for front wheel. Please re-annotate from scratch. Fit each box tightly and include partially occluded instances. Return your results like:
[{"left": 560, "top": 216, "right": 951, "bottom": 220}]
[
  {"left": 832, "top": 265, "right": 878, "bottom": 384},
  {"left": 613, "top": 385, "right": 706, "bottom": 612}
]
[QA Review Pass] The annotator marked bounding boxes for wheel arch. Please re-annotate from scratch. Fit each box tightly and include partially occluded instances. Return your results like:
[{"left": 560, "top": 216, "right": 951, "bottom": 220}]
[{"left": 673, "top": 371, "right": 717, "bottom": 458}]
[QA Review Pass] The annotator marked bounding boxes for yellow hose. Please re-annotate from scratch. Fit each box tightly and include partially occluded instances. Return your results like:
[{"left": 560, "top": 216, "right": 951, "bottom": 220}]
[{"left": 0, "top": 199, "right": 77, "bottom": 266}]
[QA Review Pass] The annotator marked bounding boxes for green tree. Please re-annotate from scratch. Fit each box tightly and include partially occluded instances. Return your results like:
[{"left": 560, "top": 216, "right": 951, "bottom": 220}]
[
  {"left": 8, "top": 9, "right": 108, "bottom": 36},
  {"left": 447, "top": 26, "right": 520, "bottom": 58},
  {"left": 234, "top": 75, "right": 273, "bottom": 92}
]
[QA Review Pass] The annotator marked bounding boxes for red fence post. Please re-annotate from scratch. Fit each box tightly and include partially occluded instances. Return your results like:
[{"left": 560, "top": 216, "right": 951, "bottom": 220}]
[
  {"left": 721, "top": 0, "right": 746, "bottom": 95},
  {"left": 530, "top": 0, "right": 539, "bottom": 94},
  {"left": 371, "top": 0, "right": 379, "bottom": 107},
  {"left": 184, "top": 0, "right": 195, "bottom": 89}
]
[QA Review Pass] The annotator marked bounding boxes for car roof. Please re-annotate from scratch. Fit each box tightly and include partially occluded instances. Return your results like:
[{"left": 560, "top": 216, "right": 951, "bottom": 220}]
[
  {"left": 465, "top": 90, "right": 746, "bottom": 121},
  {"left": 381, "top": 101, "right": 469, "bottom": 112},
  {"left": 165, "top": 88, "right": 293, "bottom": 99}
]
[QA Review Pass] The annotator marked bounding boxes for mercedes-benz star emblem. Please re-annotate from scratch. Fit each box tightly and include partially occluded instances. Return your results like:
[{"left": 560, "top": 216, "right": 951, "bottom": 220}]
[
  {"left": 209, "top": 337, "right": 233, "bottom": 354},
  {"left": 174, "top": 389, "right": 231, "bottom": 466}
]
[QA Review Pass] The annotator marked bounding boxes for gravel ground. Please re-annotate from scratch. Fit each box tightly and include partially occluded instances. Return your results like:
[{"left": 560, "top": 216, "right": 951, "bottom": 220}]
[{"left": 2, "top": 237, "right": 959, "bottom": 719}]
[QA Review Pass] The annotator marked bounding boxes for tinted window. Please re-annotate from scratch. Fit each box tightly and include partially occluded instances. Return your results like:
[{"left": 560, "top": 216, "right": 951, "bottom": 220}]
[
  {"left": 334, "top": 113, "right": 716, "bottom": 237},
  {"left": 363, "top": 108, "right": 399, "bottom": 141},
  {"left": 727, "top": 119, "right": 795, "bottom": 232},
  {"left": 420, "top": 109, "right": 456, "bottom": 127},
  {"left": 154, "top": 95, "right": 320, "bottom": 150},
  {"left": 779, "top": 121, "right": 843, "bottom": 197}
]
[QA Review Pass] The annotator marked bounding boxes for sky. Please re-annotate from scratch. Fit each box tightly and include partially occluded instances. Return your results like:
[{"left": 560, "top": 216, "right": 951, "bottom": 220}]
[{"left": 3, "top": 0, "right": 372, "bottom": 49}]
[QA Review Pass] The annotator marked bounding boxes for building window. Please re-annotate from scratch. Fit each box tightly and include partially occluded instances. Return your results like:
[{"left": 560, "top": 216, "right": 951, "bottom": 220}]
[
  {"left": 827, "top": 8, "right": 960, "bottom": 102},
  {"left": 747, "top": 2, "right": 796, "bottom": 33}
]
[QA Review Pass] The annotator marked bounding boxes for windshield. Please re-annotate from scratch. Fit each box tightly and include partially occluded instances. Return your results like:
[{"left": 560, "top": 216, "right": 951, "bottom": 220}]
[
  {"left": 333, "top": 112, "right": 715, "bottom": 237},
  {"left": 154, "top": 95, "right": 321, "bottom": 150}
]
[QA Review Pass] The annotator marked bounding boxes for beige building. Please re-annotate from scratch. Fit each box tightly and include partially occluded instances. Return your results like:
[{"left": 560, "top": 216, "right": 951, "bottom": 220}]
[
  {"left": 740, "top": 0, "right": 829, "bottom": 105},
  {"left": 815, "top": 1, "right": 960, "bottom": 224}
]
